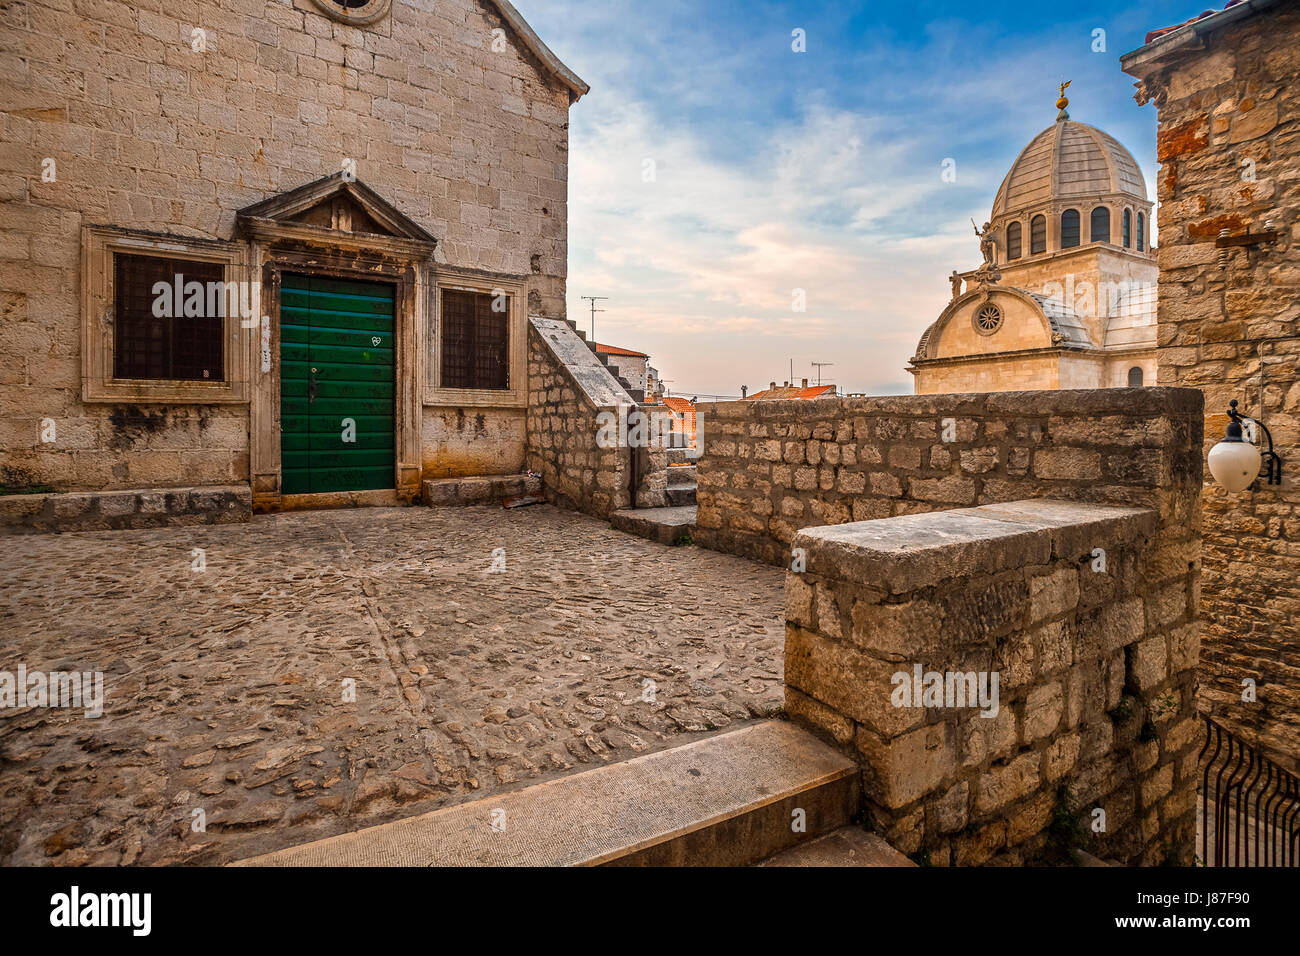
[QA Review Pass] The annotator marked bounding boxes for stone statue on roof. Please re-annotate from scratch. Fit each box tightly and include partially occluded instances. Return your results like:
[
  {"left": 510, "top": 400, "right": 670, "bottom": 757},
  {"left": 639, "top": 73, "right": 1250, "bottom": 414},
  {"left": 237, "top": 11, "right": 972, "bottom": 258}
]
[{"left": 972, "top": 219, "right": 996, "bottom": 264}]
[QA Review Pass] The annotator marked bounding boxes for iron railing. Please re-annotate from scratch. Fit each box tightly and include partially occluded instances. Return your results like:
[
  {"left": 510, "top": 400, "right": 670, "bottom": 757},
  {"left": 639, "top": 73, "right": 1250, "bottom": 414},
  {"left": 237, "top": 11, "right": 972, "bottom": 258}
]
[{"left": 1199, "top": 715, "right": 1300, "bottom": 866}]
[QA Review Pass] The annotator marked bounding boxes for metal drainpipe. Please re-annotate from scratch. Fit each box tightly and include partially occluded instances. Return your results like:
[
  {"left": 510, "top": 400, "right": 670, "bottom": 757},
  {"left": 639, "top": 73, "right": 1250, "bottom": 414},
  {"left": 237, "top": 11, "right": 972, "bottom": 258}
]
[{"left": 628, "top": 406, "right": 641, "bottom": 510}]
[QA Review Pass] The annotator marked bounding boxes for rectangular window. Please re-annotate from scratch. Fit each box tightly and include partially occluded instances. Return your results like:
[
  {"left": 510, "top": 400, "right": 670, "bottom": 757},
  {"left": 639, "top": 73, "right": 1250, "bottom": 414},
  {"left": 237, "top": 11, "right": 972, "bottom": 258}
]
[
  {"left": 441, "top": 289, "right": 509, "bottom": 390},
  {"left": 113, "top": 254, "right": 225, "bottom": 381}
]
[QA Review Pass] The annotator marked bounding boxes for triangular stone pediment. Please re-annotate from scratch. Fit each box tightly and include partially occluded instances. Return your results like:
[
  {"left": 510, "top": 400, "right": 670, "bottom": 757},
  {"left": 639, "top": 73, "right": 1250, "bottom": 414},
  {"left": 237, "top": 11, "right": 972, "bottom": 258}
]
[{"left": 237, "top": 173, "right": 436, "bottom": 244}]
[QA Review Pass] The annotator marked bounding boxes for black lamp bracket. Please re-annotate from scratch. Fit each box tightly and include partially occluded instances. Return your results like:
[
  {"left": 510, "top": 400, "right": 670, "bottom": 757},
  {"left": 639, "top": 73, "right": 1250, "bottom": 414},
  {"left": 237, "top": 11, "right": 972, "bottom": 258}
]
[{"left": 1227, "top": 400, "right": 1283, "bottom": 486}]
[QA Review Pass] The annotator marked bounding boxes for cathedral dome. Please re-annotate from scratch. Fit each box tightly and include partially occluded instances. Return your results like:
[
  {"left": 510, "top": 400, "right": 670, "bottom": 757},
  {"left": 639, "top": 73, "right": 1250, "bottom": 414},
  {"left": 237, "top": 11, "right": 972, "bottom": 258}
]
[{"left": 991, "top": 118, "right": 1148, "bottom": 219}]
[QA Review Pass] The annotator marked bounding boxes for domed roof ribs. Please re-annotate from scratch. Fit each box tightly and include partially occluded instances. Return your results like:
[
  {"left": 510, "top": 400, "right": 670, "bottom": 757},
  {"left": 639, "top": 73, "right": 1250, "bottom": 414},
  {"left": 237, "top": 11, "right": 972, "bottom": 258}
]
[
  {"left": 989, "top": 118, "right": 1149, "bottom": 222},
  {"left": 1082, "top": 124, "right": 1120, "bottom": 198}
]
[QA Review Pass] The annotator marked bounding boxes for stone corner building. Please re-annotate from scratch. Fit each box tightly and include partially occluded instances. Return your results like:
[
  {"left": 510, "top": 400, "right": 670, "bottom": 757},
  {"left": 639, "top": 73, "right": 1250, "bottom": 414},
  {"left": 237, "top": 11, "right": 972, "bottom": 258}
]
[
  {"left": 1, "top": 0, "right": 643, "bottom": 520},
  {"left": 1122, "top": 0, "right": 1300, "bottom": 768}
]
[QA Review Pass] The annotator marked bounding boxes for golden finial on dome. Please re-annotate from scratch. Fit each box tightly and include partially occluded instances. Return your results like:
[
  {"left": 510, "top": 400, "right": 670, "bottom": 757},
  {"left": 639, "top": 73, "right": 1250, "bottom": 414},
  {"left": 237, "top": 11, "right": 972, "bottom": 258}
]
[{"left": 1056, "top": 79, "right": 1071, "bottom": 120}]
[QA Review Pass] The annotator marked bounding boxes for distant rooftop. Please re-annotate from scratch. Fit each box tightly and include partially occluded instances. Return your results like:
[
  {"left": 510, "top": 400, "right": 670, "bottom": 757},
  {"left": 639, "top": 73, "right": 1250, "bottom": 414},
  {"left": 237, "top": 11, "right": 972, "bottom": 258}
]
[
  {"left": 594, "top": 343, "right": 648, "bottom": 358},
  {"left": 744, "top": 382, "right": 838, "bottom": 401}
]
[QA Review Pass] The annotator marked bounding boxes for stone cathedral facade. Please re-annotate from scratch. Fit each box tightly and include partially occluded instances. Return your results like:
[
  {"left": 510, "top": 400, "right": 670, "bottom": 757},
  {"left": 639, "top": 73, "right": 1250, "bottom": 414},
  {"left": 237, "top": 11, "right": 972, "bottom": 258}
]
[{"left": 910, "top": 96, "right": 1159, "bottom": 394}]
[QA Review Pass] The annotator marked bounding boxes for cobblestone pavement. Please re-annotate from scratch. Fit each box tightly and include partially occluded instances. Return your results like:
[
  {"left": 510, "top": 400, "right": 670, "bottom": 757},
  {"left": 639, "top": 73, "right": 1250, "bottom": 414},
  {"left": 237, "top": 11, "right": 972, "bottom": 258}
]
[{"left": 0, "top": 505, "right": 784, "bottom": 865}]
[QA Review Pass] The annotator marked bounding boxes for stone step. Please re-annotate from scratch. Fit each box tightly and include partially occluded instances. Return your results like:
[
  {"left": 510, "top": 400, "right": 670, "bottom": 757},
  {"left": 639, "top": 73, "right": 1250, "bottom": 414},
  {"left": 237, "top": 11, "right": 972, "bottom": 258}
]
[
  {"left": 757, "top": 826, "right": 915, "bottom": 867},
  {"left": 423, "top": 473, "right": 541, "bottom": 507},
  {"left": 665, "top": 484, "right": 697, "bottom": 507},
  {"left": 232, "top": 721, "right": 857, "bottom": 867},
  {"left": 667, "top": 464, "right": 696, "bottom": 486},
  {"left": 0, "top": 484, "right": 251, "bottom": 534},
  {"left": 610, "top": 504, "right": 696, "bottom": 545}
]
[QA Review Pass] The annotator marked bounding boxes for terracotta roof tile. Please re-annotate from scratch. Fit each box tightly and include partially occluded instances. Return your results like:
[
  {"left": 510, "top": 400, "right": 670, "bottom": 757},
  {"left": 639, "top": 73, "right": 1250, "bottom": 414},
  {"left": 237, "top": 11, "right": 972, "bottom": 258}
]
[
  {"left": 1144, "top": 0, "right": 1247, "bottom": 44},
  {"left": 744, "top": 384, "right": 837, "bottom": 401},
  {"left": 594, "top": 343, "right": 648, "bottom": 358}
]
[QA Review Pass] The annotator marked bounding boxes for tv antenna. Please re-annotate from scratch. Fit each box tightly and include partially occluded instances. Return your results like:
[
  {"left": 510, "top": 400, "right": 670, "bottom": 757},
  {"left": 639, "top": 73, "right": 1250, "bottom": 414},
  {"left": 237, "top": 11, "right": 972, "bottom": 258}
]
[
  {"left": 580, "top": 296, "right": 608, "bottom": 342},
  {"left": 812, "top": 362, "right": 834, "bottom": 386}
]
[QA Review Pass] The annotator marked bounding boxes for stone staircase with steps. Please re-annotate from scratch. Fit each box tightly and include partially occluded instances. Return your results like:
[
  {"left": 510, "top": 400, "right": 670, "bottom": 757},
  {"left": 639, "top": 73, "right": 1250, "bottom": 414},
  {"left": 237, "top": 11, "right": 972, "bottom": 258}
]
[
  {"left": 232, "top": 721, "right": 910, "bottom": 867},
  {"left": 610, "top": 464, "right": 698, "bottom": 545},
  {"left": 665, "top": 463, "right": 697, "bottom": 506},
  {"left": 562, "top": 317, "right": 645, "bottom": 402}
]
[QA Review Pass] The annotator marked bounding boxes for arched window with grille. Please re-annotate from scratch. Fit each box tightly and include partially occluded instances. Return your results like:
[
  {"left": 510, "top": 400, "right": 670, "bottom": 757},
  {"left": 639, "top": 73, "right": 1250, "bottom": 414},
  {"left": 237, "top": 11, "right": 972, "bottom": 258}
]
[
  {"left": 1030, "top": 215, "right": 1046, "bottom": 255},
  {"left": 1061, "top": 209, "right": 1080, "bottom": 248},
  {"left": 1006, "top": 221, "right": 1022, "bottom": 260},
  {"left": 1091, "top": 206, "right": 1110, "bottom": 244},
  {"left": 1137, "top": 212, "right": 1145, "bottom": 251},
  {"left": 1123, "top": 209, "right": 1132, "bottom": 248},
  {"left": 1128, "top": 366, "right": 1144, "bottom": 387}
]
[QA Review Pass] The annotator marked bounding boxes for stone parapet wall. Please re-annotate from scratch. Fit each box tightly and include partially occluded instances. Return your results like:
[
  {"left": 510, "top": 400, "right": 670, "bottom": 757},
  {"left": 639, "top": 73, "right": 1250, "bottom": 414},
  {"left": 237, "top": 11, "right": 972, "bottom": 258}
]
[
  {"left": 524, "top": 324, "right": 629, "bottom": 518},
  {"left": 695, "top": 388, "right": 1204, "bottom": 567},
  {"left": 1122, "top": 2, "right": 1300, "bottom": 768},
  {"left": 786, "top": 499, "right": 1201, "bottom": 866}
]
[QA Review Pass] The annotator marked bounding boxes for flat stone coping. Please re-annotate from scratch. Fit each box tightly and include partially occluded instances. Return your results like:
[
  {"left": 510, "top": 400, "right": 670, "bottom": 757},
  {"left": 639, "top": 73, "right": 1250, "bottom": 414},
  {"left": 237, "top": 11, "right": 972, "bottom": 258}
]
[
  {"left": 792, "top": 498, "right": 1157, "bottom": 594},
  {"left": 232, "top": 721, "right": 853, "bottom": 867},
  {"left": 530, "top": 315, "right": 634, "bottom": 409}
]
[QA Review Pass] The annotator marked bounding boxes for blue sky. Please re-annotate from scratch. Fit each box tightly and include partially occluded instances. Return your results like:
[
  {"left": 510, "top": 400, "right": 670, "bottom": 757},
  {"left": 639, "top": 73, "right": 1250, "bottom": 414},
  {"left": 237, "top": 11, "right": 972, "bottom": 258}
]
[{"left": 517, "top": 0, "right": 1197, "bottom": 397}]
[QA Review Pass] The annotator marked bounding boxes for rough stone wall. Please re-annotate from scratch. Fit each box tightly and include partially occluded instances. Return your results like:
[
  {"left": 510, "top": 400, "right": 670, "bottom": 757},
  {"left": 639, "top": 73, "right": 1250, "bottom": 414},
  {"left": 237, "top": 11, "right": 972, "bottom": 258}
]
[
  {"left": 696, "top": 388, "right": 1204, "bottom": 568},
  {"left": 0, "top": 0, "right": 573, "bottom": 492},
  {"left": 787, "top": 498, "right": 1201, "bottom": 866},
  {"left": 1123, "top": 4, "right": 1300, "bottom": 766},
  {"left": 524, "top": 326, "right": 629, "bottom": 518}
]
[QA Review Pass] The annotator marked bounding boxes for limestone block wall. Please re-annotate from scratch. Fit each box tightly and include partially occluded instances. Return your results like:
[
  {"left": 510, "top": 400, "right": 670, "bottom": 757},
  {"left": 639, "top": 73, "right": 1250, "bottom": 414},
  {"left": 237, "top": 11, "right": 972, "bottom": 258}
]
[
  {"left": 524, "top": 324, "right": 629, "bottom": 518},
  {"left": 1122, "top": 3, "right": 1300, "bottom": 767},
  {"left": 695, "top": 387, "right": 1204, "bottom": 568},
  {"left": 0, "top": 0, "right": 574, "bottom": 492},
  {"left": 786, "top": 499, "right": 1201, "bottom": 866}
]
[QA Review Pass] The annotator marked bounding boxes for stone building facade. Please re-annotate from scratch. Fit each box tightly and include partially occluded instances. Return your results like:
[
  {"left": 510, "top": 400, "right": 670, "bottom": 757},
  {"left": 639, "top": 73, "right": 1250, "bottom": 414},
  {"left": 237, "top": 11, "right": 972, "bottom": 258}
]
[
  {"left": 1, "top": 0, "right": 604, "bottom": 514},
  {"left": 910, "top": 101, "right": 1158, "bottom": 394},
  {"left": 1122, "top": 0, "right": 1300, "bottom": 768}
]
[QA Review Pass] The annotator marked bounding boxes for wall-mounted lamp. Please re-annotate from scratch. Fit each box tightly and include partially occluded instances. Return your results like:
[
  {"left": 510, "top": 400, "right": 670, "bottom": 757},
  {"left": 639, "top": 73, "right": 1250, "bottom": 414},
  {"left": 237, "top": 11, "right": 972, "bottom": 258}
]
[{"left": 1207, "top": 400, "right": 1283, "bottom": 493}]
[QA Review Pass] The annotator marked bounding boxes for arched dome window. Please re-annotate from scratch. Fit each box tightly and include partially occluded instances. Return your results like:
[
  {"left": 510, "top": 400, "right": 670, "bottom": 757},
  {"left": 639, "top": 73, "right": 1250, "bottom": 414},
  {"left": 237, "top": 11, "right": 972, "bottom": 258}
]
[
  {"left": 1128, "top": 366, "right": 1144, "bottom": 387},
  {"left": 1090, "top": 207, "right": 1110, "bottom": 244},
  {"left": 1137, "top": 212, "right": 1145, "bottom": 251},
  {"left": 1030, "top": 215, "right": 1046, "bottom": 255},
  {"left": 1006, "top": 222, "right": 1022, "bottom": 260},
  {"left": 1123, "top": 209, "right": 1132, "bottom": 248},
  {"left": 1061, "top": 209, "right": 1080, "bottom": 248}
]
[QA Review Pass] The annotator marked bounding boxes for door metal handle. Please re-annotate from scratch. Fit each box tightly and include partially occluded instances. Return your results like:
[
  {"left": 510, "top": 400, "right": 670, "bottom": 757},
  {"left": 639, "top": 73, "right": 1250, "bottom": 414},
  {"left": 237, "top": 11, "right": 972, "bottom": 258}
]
[{"left": 308, "top": 368, "right": 318, "bottom": 404}]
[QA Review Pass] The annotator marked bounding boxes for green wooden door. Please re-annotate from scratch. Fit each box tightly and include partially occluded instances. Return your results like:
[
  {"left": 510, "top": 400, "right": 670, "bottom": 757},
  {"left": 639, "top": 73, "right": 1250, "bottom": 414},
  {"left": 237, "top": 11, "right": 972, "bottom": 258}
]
[{"left": 280, "top": 274, "right": 396, "bottom": 495}]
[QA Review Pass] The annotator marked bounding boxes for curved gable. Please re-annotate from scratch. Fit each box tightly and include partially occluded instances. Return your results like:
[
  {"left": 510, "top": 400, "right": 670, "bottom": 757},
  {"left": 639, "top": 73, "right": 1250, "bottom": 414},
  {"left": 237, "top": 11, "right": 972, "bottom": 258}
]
[{"left": 916, "top": 287, "right": 1097, "bottom": 361}]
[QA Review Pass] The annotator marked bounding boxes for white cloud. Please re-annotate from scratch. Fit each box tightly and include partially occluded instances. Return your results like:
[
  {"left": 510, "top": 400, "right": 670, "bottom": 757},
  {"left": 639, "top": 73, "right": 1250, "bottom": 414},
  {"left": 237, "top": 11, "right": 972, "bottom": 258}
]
[{"left": 566, "top": 98, "right": 978, "bottom": 395}]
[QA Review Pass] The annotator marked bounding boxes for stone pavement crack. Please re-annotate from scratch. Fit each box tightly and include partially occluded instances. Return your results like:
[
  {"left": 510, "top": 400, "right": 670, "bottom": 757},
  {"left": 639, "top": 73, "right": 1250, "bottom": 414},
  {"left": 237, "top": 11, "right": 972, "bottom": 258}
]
[{"left": 335, "top": 526, "right": 428, "bottom": 727}]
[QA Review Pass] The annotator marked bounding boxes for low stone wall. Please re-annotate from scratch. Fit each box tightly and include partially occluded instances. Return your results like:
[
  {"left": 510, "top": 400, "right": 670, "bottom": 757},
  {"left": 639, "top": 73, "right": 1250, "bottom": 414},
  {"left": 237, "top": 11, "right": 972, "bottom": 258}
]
[
  {"left": 786, "top": 499, "right": 1201, "bottom": 866},
  {"left": 695, "top": 388, "right": 1204, "bottom": 567},
  {"left": 0, "top": 485, "right": 251, "bottom": 534}
]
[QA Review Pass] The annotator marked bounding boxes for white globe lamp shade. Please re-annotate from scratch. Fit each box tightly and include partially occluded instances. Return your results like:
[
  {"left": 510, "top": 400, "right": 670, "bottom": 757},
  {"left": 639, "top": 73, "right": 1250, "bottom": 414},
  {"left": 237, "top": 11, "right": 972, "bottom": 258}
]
[{"left": 1208, "top": 435, "right": 1261, "bottom": 492}]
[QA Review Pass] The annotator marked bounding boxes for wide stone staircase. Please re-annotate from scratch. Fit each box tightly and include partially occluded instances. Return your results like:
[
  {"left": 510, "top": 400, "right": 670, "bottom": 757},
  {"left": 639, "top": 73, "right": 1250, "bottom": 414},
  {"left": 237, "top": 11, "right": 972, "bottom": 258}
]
[{"left": 232, "top": 721, "right": 911, "bottom": 867}]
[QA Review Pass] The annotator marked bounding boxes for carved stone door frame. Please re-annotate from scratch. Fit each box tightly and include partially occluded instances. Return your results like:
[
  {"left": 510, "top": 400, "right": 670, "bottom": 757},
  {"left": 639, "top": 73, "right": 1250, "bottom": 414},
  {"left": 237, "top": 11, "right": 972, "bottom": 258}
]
[{"left": 236, "top": 178, "right": 436, "bottom": 511}]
